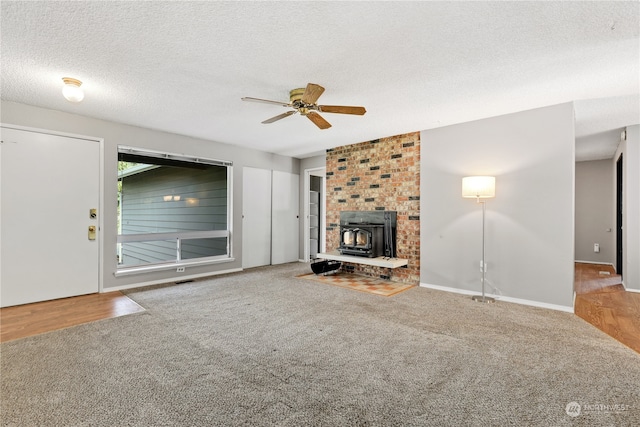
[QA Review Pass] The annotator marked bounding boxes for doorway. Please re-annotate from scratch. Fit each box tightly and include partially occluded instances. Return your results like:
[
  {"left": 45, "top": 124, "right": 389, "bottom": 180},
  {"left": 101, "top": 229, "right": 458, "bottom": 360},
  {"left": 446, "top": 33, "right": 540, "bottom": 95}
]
[
  {"left": 1, "top": 126, "right": 102, "bottom": 307},
  {"left": 616, "top": 154, "right": 623, "bottom": 276},
  {"left": 304, "top": 167, "right": 326, "bottom": 261}
]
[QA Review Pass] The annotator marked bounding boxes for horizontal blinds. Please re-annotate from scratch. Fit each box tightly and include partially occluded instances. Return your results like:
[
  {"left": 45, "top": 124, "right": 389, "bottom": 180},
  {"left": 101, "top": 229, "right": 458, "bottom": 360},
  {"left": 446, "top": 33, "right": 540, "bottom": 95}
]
[{"left": 118, "top": 146, "right": 232, "bottom": 168}]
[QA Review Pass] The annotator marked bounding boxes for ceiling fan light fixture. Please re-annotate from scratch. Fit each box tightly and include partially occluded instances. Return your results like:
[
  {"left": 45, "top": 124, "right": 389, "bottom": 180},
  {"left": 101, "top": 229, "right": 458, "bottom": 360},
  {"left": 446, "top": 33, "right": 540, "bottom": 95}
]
[{"left": 62, "top": 77, "right": 84, "bottom": 103}]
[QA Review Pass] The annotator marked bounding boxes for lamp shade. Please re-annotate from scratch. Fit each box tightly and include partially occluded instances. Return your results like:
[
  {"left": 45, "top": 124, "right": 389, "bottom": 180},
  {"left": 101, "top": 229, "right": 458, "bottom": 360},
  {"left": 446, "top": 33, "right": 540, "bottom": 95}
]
[{"left": 462, "top": 176, "right": 495, "bottom": 199}]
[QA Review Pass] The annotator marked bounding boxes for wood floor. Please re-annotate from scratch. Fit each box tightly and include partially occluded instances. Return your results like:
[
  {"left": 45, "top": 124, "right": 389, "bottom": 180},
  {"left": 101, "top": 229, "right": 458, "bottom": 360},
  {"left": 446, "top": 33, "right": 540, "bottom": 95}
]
[
  {"left": 574, "top": 262, "right": 640, "bottom": 354},
  {"left": 1, "top": 265, "right": 638, "bottom": 354},
  {"left": 0, "top": 291, "right": 144, "bottom": 343}
]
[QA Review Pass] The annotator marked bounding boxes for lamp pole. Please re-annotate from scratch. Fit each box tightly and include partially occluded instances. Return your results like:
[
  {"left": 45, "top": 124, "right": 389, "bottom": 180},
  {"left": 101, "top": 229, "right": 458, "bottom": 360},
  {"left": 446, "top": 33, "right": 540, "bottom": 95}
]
[{"left": 472, "top": 198, "right": 494, "bottom": 303}]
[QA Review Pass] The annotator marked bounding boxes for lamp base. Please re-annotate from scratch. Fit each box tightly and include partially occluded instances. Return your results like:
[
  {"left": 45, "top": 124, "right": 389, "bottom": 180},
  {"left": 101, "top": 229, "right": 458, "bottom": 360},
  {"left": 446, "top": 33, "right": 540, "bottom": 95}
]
[{"left": 471, "top": 295, "right": 495, "bottom": 303}]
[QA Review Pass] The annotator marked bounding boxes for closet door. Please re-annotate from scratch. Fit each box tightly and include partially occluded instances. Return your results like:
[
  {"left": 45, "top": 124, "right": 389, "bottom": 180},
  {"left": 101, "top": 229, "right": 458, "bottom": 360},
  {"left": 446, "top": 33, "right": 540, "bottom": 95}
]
[
  {"left": 271, "top": 171, "right": 299, "bottom": 264},
  {"left": 242, "top": 167, "right": 272, "bottom": 268}
]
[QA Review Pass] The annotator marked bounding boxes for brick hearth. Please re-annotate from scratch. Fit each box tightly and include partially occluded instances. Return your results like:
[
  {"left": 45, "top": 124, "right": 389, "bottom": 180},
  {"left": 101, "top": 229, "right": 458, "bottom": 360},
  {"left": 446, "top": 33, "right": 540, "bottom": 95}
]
[{"left": 325, "top": 132, "right": 420, "bottom": 284}]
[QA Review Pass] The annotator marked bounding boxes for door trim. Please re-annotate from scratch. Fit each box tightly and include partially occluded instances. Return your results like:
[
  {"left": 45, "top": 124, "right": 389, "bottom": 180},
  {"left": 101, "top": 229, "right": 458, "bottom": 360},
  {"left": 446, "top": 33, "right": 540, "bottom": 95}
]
[
  {"left": 0, "top": 123, "right": 104, "bottom": 294},
  {"left": 303, "top": 167, "right": 326, "bottom": 262}
]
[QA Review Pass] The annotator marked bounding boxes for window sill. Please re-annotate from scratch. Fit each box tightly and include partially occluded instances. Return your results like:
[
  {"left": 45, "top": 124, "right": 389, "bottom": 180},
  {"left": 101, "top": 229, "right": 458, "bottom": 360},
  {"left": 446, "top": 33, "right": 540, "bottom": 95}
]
[{"left": 114, "top": 257, "right": 236, "bottom": 277}]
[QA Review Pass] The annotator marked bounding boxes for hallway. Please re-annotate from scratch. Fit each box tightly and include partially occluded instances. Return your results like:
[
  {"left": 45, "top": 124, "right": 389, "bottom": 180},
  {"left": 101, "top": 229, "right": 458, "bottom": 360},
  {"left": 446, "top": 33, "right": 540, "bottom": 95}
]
[{"left": 574, "top": 262, "right": 640, "bottom": 353}]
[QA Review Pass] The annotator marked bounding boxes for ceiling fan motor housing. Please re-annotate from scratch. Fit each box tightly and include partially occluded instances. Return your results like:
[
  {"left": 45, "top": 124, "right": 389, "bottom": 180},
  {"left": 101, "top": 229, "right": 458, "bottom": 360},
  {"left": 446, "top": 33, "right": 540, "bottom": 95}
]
[
  {"left": 289, "top": 88, "right": 305, "bottom": 101},
  {"left": 290, "top": 88, "right": 310, "bottom": 115}
]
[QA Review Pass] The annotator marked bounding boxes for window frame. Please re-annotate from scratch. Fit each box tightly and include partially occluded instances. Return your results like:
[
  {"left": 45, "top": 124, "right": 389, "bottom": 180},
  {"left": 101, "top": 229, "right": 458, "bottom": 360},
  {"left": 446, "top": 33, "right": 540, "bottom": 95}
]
[{"left": 115, "top": 146, "right": 234, "bottom": 275}]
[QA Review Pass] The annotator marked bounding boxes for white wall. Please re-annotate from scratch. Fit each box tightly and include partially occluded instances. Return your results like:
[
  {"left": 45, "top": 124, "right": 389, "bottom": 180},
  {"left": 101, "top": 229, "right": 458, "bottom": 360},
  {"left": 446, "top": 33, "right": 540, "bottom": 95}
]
[
  {"left": 1, "top": 101, "right": 300, "bottom": 290},
  {"left": 613, "top": 124, "right": 640, "bottom": 291},
  {"left": 420, "top": 103, "right": 575, "bottom": 309},
  {"left": 575, "top": 160, "right": 615, "bottom": 264}
]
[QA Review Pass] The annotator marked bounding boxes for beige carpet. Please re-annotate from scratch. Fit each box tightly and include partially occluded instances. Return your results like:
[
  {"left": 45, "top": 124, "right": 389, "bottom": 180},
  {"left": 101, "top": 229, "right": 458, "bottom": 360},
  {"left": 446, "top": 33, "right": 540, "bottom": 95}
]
[{"left": 2, "top": 262, "right": 639, "bottom": 426}]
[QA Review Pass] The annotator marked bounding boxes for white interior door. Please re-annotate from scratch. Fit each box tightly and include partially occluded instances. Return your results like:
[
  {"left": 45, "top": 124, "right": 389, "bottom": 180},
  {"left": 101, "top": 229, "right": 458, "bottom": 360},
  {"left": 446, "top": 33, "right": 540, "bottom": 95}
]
[
  {"left": 271, "top": 171, "right": 299, "bottom": 264},
  {"left": 0, "top": 126, "right": 101, "bottom": 307},
  {"left": 242, "top": 167, "right": 272, "bottom": 268}
]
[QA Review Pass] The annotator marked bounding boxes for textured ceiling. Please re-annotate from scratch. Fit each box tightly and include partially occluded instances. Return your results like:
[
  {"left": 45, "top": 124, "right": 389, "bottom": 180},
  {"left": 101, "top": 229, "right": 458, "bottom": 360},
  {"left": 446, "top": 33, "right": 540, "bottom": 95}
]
[{"left": 1, "top": 1, "right": 638, "bottom": 160}]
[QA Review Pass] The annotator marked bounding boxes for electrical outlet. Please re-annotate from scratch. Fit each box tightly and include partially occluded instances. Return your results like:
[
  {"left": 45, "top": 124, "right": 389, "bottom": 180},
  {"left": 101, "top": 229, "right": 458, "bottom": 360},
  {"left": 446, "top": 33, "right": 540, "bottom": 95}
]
[
  {"left": 594, "top": 243, "right": 600, "bottom": 253},
  {"left": 479, "top": 261, "right": 487, "bottom": 273},
  {"left": 177, "top": 266, "right": 185, "bottom": 273}
]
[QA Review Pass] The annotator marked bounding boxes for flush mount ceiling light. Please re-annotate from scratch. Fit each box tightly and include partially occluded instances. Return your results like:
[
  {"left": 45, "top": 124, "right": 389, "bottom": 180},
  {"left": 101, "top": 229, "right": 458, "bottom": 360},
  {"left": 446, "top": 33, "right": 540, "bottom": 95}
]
[{"left": 61, "top": 77, "right": 84, "bottom": 103}]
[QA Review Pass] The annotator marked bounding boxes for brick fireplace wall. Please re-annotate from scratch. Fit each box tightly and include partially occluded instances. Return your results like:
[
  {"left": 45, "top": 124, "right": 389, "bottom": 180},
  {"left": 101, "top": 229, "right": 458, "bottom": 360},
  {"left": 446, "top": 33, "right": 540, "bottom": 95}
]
[{"left": 325, "top": 132, "right": 420, "bottom": 284}]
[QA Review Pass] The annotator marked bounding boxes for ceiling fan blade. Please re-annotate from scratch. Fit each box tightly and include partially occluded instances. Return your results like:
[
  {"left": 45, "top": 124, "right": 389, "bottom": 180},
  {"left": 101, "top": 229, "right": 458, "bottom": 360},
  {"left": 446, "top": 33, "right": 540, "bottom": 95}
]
[
  {"left": 242, "top": 97, "right": 290, "bottom": 107},
  {"left": 318, "top": 105, "right": 367, "bottom": 115},
  {"left": 306, "top": 112, "right": 332, "bottom": 129},
  {"left": 301, "top": 83, "right": 325, "bottom": 104},
  {"left": 262, "top": 110, "right": 296, "bottom": 124}
]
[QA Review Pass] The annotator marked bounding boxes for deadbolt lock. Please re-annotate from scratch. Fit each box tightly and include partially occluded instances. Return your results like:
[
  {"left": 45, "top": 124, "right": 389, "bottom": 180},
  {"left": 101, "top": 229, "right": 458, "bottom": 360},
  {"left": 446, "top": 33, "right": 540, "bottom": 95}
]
[
  {"left": 88, "top": 225, "right": 96, "bottom": 241},
  {"left": 90, "top": 208, "right": 97, "bottom": 219}
]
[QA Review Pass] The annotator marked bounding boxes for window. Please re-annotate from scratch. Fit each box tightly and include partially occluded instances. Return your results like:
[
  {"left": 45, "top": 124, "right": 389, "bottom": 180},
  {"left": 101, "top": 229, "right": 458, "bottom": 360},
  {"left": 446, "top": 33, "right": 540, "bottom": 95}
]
[{"left": 117, "top": 146, "right": 232, "bottom": 271}]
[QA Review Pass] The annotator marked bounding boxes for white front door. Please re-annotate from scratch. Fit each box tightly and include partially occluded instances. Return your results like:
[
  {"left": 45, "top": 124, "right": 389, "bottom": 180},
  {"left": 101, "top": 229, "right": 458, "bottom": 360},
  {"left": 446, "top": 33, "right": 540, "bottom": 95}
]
[{"left": 0, "top": 126, "right": 101, "bottom": 307}]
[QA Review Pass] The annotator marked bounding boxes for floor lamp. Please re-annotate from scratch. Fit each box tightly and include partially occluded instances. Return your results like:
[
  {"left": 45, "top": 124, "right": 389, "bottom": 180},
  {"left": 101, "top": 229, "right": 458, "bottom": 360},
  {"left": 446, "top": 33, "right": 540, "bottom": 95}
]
[{"left": 462, "top": 176, "right": 496, "bottom": 303}]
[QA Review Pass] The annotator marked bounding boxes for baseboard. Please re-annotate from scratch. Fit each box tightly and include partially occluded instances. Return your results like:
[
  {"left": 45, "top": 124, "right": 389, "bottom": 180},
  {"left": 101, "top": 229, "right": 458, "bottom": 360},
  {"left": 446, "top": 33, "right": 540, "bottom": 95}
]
[
  {"left": 420, "top": 283, "right": 574, "bottom": 313},
  {"left": 494, "top": 294, "right": 574, "bottom": 313},
  {"left": 618, "top": 278, "right": 640, "bottom": 293},
  {"left": 420, "top": 283, "right": 478, "bottom": 296},
  {"left": 105, "top": 268, "right": 243, "bottom": 292},
  {"left": 574, "top": 260, "right": 615, "bottom": 268}
]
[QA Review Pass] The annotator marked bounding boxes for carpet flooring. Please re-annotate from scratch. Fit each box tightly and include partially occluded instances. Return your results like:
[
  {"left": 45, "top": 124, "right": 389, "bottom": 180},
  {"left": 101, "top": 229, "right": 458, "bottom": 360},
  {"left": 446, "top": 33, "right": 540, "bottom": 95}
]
[
  {"left": 1, "top": 262, "right": 639, "bottom": 426},
  {"left": 297, "top": 272, "right": 416, "bottom": 296}
]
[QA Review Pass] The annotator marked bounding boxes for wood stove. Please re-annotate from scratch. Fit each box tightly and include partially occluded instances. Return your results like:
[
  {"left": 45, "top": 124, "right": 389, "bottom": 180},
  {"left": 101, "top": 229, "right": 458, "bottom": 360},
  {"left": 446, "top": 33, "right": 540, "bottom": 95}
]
[{"left": 337, "top": 211, "right": 397, "bottom": 258}]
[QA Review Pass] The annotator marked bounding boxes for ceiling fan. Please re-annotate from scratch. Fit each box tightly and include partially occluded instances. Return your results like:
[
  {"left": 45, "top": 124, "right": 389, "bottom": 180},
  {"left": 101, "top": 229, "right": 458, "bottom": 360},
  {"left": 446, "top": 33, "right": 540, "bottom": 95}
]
[{"left": 241, "top": 83, "right": 366, "bottom": 129}]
